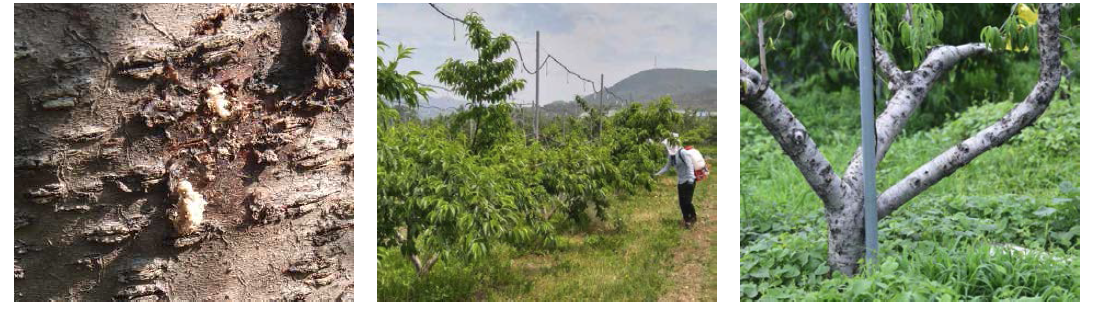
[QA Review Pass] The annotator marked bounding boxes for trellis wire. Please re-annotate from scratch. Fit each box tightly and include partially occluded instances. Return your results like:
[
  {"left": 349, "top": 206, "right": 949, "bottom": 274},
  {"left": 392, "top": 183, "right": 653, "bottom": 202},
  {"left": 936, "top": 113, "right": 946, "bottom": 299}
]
[{"left": 427, "top": 3, "right": 627, "bottom": 104}]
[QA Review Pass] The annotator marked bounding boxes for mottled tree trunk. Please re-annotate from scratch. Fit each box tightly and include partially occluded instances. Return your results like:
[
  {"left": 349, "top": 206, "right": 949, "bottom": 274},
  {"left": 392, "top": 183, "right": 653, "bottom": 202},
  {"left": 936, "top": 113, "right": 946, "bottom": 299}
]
[
  {"left": 14, "top": 3, "right": 355, "bottom": 301},
  {"left": 825, "top": 200, "right": 865, "bottom": 276},
  {"left": 741, "top": 4, "right": 1062, "bottom": 276}
]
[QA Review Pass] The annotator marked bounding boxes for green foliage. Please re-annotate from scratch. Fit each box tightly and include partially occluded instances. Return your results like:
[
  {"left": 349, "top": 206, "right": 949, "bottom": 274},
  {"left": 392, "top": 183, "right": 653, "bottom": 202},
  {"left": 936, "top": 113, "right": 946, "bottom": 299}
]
[
  {"left": 895, "top": 4, "right": 944, "bottom": 68},
  {"left": 435, "top": 13, "right": 527, "bottom": 153},
  {"left": 609, "top": 96, "right": 681, "bottom": 145},
  {"left": 378, "top": 123, "right": 556, "bottom": 265},
  {"left": 679, "top": 113, "right": 717, "bottom": 146},
  {"left": 574, "top": 95, "right": 607, "bottom": 140},
  {"left": 830, "top": 41, "right": 857, "bottom": 72},
  {"left": 832, "top": 4, "right": 944, "bottom": 71},
  {"left": 380, "top": 93, "right": 682, "bottom": 278},
  {"left": 450, "top": 102, "right": 522, "bottom": 154},
  {"left": 540, "top": 96, "right": 680, "bottom": 222},
  {"left": 435, "top": 13, "right": 525, "bottom": 106},
  {"left": 377, "top": 41, "right": 432, "bottom": 127},
  {"left": 981, "top": 4, "right": 1041, "bottom": 54},
  {"left": 377, "top": 244, "right": 528, "bottom": 301}
]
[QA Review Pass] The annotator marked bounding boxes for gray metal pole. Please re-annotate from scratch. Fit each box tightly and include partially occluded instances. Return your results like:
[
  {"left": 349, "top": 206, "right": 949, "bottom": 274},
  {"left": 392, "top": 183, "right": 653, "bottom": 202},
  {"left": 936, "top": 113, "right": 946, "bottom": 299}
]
[
  {"left": 535, "top": 31, "right": 540, "bottom": 141},
  {"left": 857, "top": 3, "right": 878, "bottom": 265}
]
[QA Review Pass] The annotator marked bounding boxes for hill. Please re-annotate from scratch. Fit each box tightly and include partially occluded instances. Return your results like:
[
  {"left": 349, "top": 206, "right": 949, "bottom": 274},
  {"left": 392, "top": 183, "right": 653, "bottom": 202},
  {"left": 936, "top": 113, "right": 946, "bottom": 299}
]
[
  {"left": 415, "top": 68, "right": 717, "bottom": 118},
  {"left": 544, "top": 68, "right": 717, "bottom": 116}
]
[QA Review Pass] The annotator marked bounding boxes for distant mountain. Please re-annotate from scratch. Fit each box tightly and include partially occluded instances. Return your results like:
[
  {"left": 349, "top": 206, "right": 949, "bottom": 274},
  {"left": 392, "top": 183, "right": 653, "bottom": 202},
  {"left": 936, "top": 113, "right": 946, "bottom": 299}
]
[
  {"left": 406, "top": 68, "right": 717, "bottom": 119},
  {"left": 413, "top": 96, "right": 466, "bottom": 119},
  {"left": 545, "top": 68, "right": 717, "bottom": 116},
  {"left": 595, "top": 68, "right": 717, "bottom": 108}
]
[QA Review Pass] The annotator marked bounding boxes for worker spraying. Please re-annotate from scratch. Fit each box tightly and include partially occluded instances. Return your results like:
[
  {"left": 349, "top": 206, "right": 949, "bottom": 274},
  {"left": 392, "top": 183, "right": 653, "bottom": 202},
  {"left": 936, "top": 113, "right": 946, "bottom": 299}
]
[{"left": 655, "top": 133, "right": 709, "bottom": 229}]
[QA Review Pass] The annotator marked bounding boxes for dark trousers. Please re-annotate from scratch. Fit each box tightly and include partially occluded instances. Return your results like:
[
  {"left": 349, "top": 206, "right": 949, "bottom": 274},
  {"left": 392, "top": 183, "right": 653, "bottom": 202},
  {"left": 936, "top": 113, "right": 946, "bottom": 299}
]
[{"left": 677, "top": 182, "right": 696, "bottom": 223}]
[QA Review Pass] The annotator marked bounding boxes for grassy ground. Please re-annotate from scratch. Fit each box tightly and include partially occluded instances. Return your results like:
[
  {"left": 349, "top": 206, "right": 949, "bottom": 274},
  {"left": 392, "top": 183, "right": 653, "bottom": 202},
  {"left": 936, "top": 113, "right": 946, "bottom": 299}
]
[
  {"left": 740, "top": 86, "right": 1080, "bottom": 301},
  {"left": 379, "top": 162, "right": 719, "bottom": 301}
]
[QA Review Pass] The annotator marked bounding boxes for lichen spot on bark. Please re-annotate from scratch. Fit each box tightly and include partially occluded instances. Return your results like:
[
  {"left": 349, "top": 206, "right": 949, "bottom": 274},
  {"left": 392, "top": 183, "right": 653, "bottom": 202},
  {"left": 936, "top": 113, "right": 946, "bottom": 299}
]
[
  {"left": 170, "top": 180, "right": 206, "bottom": 235},
  {"left": 790, "top": 129, "right": 806, "bottom": 145},
  {"left": 205, "top": 83, "right": 232, "bottom": 119},
  {"left": 956, "top": 142, "right": 970, "bottom": 154}
]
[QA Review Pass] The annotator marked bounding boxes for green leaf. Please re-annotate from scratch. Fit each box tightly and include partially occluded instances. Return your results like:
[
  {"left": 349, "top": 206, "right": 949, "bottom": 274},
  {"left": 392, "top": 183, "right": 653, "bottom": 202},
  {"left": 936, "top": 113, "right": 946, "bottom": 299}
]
[
  {"left": 742, "top": 283, "right": 759, "bottom": 298},
  {"left": 899, "top": 21, "right": 912, "bottom": 45},
  {"left": 849, "top": 279, "right": 872, "bottom": 296},
  {"left": 781, "top": 264, "right": 800, "bottom": 278},
  {"left": 1033, "top": 207, "right": 1057, "bottom": 217},
  {"left": 880, "top": 259, "right": 899, "bottom": 274},
  {"left": 749, "top": 267, "right": 771, "bottom": 278}
]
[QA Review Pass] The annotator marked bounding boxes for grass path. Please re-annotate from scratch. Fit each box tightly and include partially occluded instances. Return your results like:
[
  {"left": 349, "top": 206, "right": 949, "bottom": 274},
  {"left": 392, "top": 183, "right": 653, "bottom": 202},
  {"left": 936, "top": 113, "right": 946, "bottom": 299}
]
[
  {"left": 495, "top": 165, "right": 719, "bottom": 301},
  {"left": 658, "top": 165, "right": 719, "bottom": 301}
]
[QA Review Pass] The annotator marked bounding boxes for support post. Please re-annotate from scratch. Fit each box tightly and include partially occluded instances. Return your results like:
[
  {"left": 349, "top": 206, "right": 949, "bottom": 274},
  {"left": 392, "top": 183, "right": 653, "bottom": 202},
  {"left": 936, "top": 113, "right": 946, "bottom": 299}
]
[
  {"left": 600, "top": 74, "right": 604, "bottom": 133},
  {"left": 857, "top": 3, "right": 878, "bottom": 266},
  {"left": 534, "top": 31, "right": 540, "bottom": 141},
  {"left": 600, "top": 74, "right": 604, "bottom": 109}
]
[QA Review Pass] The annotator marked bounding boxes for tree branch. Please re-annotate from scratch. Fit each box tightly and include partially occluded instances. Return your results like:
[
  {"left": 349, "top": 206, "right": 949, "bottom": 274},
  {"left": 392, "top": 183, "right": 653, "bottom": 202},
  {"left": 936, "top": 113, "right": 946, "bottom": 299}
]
[
  {"left": 911, "top": 43, "right": 991, "bottom": 83},
  {"left": 877, "top": 4, "right": 1063, "bottom": 218},
  {"left": 842, "top": 42, "right": 992, "bottom": 184},
  {"left": 842, "top": 42, "right": 990, "bottom": 194},
  {"left": 410, "top": 253, "right": 440, "bottom": 277},
  {"left": 742, "top": 60, "right": 846, "bottom": 209},
  {"left": 874, "top": 41, "right": 906, "bottom": 85},
  {"left": 903, "top": 4, "right": 913, "bottom": 25},
  {"left": 757, "top": 18, "right": 769, "bottom": 90}
]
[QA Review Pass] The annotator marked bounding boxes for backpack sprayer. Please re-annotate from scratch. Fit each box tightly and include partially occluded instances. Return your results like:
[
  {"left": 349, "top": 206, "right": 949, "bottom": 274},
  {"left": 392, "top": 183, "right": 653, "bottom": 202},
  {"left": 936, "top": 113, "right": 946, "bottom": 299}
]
[{"left": 683, "top": 145, "right": 710, "bottom": 199}]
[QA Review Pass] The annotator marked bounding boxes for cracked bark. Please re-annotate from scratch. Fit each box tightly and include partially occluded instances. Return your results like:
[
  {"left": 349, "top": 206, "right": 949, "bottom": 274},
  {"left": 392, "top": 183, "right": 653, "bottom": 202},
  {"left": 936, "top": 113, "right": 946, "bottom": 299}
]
[
  {"left": 742, "top": 4, "right": 1062, "bottom": 275},
  {"left": 14, "top": 4, "right": 355, "bottom": 301}
]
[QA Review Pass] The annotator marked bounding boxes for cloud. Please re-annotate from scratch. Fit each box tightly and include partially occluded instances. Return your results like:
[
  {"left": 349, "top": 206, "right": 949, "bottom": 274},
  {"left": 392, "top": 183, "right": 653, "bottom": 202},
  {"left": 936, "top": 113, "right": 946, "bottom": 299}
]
[{"left": 378, "top": 3, "right": 717, "bottom": 104}]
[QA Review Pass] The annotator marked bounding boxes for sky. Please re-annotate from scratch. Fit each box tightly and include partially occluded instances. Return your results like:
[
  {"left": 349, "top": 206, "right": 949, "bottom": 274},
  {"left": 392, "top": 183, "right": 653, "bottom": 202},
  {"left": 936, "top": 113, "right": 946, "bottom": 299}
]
[{"left": 377, "top": 3, "right": 717, "bottom": 104}]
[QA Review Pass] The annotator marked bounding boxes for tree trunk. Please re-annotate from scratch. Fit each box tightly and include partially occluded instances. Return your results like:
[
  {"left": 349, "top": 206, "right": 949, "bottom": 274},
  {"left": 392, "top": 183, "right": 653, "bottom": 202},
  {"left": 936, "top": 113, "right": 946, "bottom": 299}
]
[
  {"left": 14, "top": 3, "right": 355, "bottom": 301},
  {"left": 826, "top": 200, "right": 865, "bottom": 276}
]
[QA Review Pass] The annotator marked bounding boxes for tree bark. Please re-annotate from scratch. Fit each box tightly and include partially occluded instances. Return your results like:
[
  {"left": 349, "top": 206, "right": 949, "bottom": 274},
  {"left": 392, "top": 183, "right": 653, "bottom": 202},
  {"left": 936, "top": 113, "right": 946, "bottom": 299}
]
[
  {"left": 410, "top": 254, "right": 439, "bottom": 278},
  {"left": 741, "top": 3, "right": 1062, "bottom": 276},
  {"left": 740, "top": 61, "right": 845, "bottom": 211},
  {"left": 14, "top": 3, "right": 355, "bottom": 301}
]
